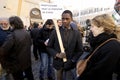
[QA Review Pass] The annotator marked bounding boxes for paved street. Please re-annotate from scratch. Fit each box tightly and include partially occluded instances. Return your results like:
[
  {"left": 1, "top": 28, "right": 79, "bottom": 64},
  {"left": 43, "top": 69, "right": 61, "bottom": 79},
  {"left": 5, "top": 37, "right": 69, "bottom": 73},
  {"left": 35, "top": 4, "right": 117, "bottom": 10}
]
[
  {"left": 31, "top": 54, "right": 40, "bottom": 80},
  {"left": 31, "top": 46, "right": 40, "bottom": 80}
]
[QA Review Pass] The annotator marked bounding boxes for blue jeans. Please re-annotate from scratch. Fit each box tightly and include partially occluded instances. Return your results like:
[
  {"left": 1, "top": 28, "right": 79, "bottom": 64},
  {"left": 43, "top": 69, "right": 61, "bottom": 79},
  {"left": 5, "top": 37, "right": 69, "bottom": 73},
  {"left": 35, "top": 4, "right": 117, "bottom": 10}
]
[
  {"left": 39, "top": 53, "right": 55, "bottom": 79},
  {"left": 48, "top": 56, "right": 55, "bottom": 79},
  {"left": 40, "top": 53, "right": 48, "bottom": 79}
]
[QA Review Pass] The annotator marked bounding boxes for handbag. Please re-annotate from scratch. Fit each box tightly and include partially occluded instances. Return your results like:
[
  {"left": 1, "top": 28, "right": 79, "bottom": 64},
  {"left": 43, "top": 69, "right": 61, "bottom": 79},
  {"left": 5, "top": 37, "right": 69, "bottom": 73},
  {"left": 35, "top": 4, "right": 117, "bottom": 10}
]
[{"left": 76, "top": 38, "right": 117, "bottom": 77}]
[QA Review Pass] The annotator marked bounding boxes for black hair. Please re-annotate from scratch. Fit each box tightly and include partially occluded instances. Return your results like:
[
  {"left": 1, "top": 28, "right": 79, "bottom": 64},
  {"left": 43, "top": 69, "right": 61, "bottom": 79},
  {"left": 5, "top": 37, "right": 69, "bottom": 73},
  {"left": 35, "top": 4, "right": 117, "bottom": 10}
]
[
  {"left": 86, "top": 19, "right": 91, "bottom": 26},
  {"left": 9, "top": 16, "right": 24, "bottom": 29},
  {"left": 45, "top": 19, "right": 54, "bottom": 25},
  {"left": 33, "top": 22, "right": 39, "bottom": 28},
  {"left": 62, "top": 10, "right": 73, "bottom": 18}
]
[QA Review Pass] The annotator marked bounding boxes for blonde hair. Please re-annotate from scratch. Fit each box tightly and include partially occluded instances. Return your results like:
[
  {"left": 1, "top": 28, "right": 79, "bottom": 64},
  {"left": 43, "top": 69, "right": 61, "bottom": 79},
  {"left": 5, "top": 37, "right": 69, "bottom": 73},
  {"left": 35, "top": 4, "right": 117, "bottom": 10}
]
[{"left": 91, "top": 14, "right": 120, "bottom": 40}]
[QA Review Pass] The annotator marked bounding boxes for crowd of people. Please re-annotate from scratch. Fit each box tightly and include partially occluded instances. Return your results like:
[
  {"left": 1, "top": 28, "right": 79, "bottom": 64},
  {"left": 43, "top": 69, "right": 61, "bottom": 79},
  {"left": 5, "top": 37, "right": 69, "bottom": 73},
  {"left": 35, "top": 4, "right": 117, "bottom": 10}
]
[{"left": 0, "top": 7, "right": 120, "bottom": 80}]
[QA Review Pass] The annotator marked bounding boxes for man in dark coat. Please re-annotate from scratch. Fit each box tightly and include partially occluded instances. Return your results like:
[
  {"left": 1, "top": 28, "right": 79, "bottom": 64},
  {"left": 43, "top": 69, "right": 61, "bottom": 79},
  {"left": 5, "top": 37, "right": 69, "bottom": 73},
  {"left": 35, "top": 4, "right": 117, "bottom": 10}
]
[
  {"left": 0, "top": 16, "right": 34, "bottom": 80},
  {"left": 0, "top": 17, "right": 13, "bottom": 80},
  {"left": 30, "top": 22, "right": 40, "bottom": 60},
  {"left": 47, "top": 10, "right": 83, "bottom": 80},
  {"left": 0, "top": 18, "right": 11, "bottom": 47}
]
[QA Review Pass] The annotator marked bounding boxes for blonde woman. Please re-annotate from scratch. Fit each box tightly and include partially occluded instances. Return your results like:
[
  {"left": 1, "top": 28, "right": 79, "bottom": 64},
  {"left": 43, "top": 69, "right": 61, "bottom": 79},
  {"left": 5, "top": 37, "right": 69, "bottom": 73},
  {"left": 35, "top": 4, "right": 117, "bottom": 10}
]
[{"left": 77, "top": 14, "right": 120, "bottom": 80}]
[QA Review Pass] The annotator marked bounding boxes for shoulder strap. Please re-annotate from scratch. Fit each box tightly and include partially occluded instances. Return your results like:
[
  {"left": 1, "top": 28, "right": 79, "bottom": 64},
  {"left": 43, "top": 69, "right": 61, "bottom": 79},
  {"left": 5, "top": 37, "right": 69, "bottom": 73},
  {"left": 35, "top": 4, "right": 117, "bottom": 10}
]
[{"left": 86, "top": 38, "right": 118, "bottom": 61}]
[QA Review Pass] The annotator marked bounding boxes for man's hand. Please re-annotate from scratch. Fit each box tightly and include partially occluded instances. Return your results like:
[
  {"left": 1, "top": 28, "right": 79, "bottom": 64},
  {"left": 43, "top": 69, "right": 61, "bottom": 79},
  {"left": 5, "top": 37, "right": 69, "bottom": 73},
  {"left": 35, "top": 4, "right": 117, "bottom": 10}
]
[{"left": 56, "top": 53, "right": 66, "bottom": 58}]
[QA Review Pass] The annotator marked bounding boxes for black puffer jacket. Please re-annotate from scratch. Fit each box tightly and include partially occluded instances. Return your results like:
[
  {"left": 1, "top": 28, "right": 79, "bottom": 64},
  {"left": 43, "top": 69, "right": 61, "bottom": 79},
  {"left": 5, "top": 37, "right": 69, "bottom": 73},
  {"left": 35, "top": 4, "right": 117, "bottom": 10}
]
[{"left": 78, "top": 32, "right": 120, "bottom": 80}]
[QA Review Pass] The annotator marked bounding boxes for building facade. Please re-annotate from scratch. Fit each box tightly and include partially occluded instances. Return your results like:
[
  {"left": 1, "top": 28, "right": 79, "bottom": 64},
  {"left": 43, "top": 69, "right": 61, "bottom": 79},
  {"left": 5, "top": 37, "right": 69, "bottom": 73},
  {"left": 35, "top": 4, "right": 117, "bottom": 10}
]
[{"left": 0, "top": 0, "right": 51, "bottom": 27}]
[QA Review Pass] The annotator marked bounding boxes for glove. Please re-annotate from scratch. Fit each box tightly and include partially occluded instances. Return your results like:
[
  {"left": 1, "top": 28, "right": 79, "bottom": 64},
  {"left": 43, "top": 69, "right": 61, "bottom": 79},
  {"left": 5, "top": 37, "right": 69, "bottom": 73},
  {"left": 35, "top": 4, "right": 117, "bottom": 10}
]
[{"left": 63, "top": 60, "right": 76, "bottom": 71}]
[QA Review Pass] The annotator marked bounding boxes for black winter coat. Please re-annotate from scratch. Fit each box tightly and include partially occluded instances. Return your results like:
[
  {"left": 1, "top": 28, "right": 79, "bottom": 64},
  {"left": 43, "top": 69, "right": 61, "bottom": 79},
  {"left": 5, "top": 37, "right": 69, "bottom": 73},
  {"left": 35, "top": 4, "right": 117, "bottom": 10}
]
[
  {"left": 37, "top": 27, "right": 54, "bottom": 53},
  {"left": 78, "top": 33, "right": 120, "bottom": 80},
  {"left": 30, "top": 27, "right": 40, "bottom": 43}
]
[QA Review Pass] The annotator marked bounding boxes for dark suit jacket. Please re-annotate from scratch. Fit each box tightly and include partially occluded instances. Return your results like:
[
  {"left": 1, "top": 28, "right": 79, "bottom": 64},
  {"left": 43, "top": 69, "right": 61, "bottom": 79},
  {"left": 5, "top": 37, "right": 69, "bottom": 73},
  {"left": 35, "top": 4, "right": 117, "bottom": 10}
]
[{"left": 47, "top": 27, "right": 83, "bottom": 70}]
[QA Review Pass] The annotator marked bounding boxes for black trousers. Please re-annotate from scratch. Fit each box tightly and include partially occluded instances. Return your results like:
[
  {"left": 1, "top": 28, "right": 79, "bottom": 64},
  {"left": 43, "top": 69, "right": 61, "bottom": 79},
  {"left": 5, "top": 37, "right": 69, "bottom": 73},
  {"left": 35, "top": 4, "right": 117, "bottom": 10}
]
[
  {"left": 11, "top": 66, "right": 34, "bottom": 80},
  {"left": 33, "top": 43, "right": 40, "bottom": 60}
]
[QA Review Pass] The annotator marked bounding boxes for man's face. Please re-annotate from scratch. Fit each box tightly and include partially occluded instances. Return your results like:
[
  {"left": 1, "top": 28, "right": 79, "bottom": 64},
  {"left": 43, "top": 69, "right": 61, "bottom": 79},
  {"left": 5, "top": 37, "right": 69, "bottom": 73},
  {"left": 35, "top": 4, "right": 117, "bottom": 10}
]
[
  {"left": 57, "top": 20, "right": 62, "bottom": 27},
  {"left": 0, "top": 20, "right": 9, "bottom": 28},
  {"left": 62, "top": 13, "right": 72, "bottom": 28}
]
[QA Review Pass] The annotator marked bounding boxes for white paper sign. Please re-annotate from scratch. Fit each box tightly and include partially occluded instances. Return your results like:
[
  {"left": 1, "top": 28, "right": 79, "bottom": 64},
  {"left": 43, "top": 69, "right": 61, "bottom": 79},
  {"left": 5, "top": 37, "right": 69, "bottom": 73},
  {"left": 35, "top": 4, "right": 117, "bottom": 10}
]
[{"left": 40, "top": 3, "right": 64, "bottom": 19}]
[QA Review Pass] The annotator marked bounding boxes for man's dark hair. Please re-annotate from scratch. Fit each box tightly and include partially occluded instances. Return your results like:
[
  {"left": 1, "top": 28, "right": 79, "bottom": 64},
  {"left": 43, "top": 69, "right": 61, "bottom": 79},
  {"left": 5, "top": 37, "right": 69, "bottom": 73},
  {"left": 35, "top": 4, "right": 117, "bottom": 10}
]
[
  {"left": 33, "top": 22, "right": 39, "bottom": 28},
  {"left": 62, "top": 10, "right": 73, "bottom": 18},
  {"left": 9, "top": 16, "right": 24, "bottom": 29}
]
